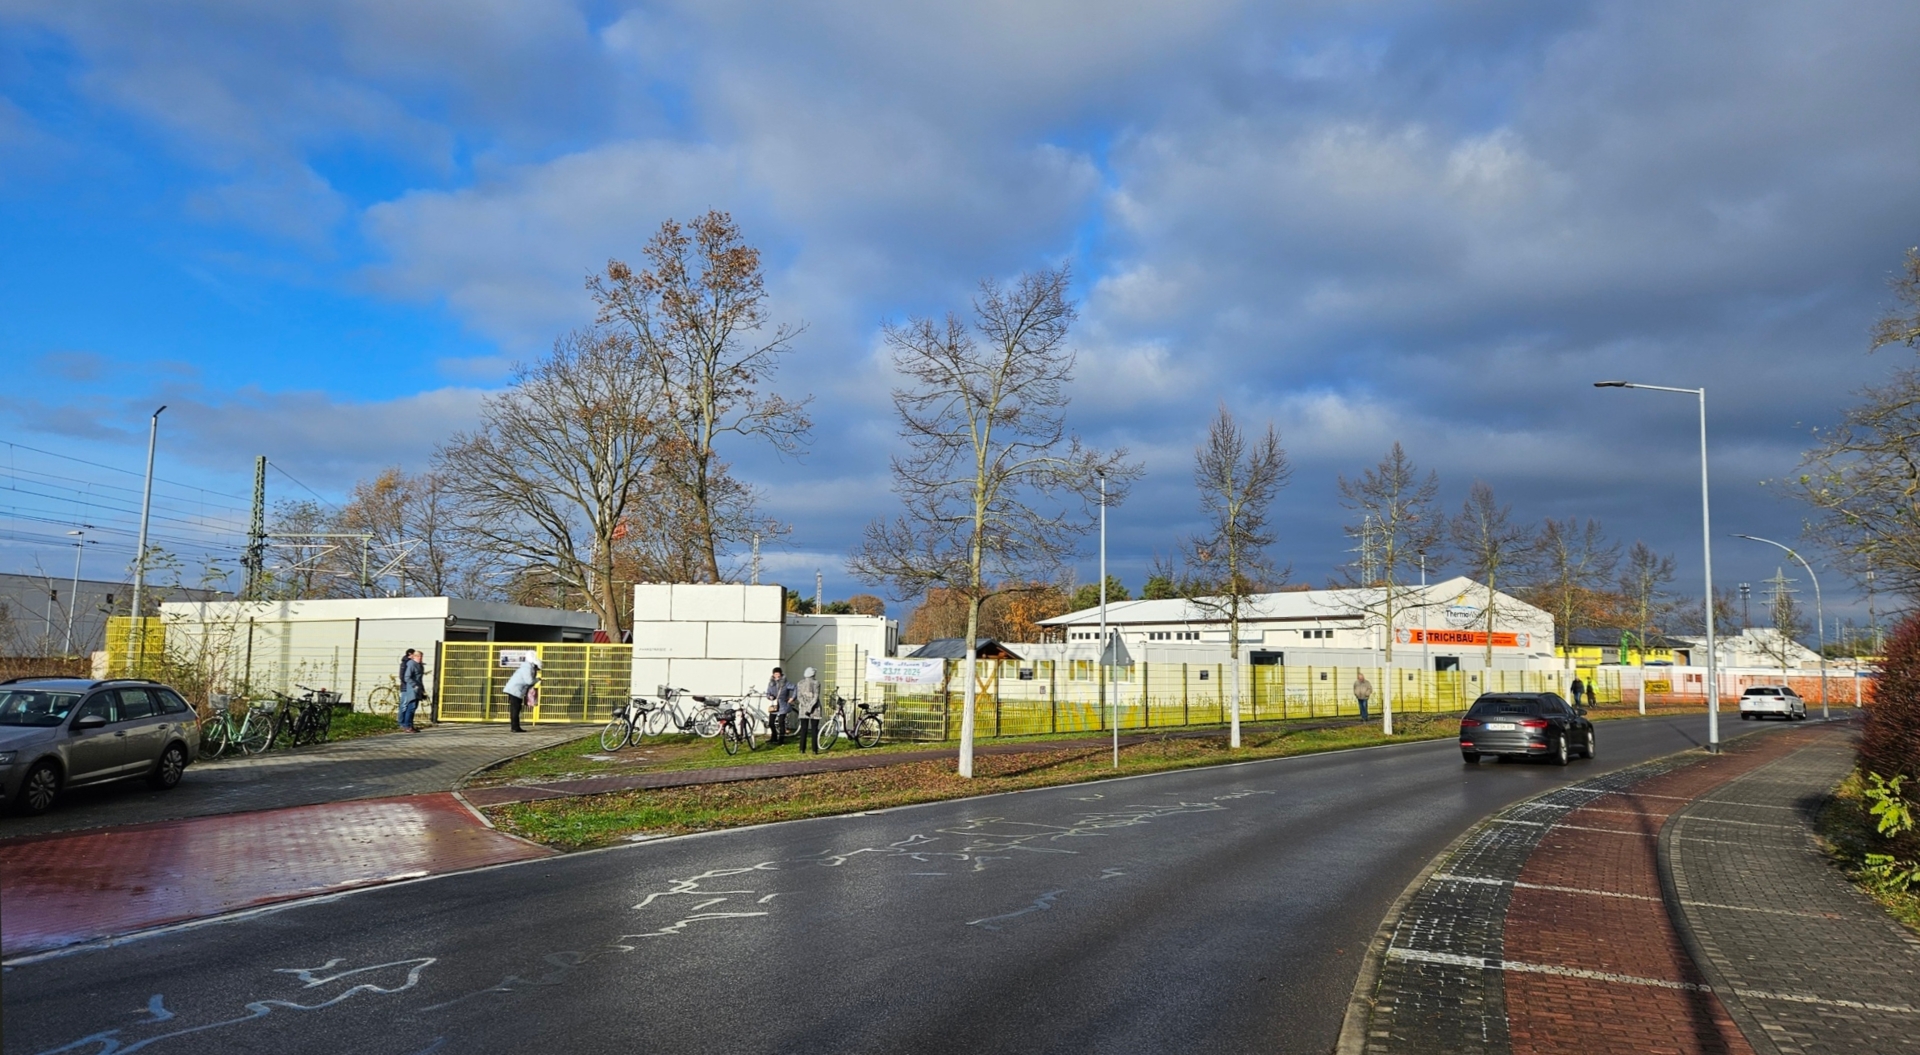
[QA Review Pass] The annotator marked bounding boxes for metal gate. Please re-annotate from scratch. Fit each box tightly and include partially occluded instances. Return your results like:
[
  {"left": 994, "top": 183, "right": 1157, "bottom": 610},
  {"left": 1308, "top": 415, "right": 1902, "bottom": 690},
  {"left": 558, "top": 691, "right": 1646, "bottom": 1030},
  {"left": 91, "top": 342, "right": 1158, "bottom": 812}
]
[{"left": 436, "top": 642, "right": 632, "bottom": 724}]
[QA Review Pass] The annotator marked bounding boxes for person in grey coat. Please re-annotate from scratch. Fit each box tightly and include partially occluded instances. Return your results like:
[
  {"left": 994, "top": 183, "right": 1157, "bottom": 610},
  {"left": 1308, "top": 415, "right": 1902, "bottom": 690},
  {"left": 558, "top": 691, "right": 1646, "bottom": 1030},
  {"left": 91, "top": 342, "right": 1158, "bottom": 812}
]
[
  {"left": 765, "top": 666, "right": 795, "bottom": 745},
  {"left": 795, "top": 667, "right": 823, "bottom": 753}
]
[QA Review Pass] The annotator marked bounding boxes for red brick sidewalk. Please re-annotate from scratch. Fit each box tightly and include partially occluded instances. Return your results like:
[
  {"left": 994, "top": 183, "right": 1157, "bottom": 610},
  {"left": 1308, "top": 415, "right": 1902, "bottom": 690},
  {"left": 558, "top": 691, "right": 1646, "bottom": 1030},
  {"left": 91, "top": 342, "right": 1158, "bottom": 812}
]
[
  {"left": 1353, "top": 723, "right": 1853, "bottom": 1055},
  {"left": 0, "top": 793, "right": 551, "bottom": 959}
]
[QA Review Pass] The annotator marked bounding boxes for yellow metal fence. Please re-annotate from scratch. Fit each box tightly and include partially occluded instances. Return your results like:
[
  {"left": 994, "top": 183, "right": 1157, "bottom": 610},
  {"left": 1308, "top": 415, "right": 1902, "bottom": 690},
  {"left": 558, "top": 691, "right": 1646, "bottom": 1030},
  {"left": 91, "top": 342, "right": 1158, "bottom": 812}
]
[{"left": 435, "top": 642, "right": 632, "bottom": 724}]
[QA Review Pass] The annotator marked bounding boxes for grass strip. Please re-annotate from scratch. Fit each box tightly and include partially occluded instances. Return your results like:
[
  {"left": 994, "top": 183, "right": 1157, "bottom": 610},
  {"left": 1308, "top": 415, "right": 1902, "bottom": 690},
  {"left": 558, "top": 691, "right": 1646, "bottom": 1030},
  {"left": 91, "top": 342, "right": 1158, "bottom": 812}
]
[
  {"left": 483, "top": 714, "right": 1461, "bottom": 851},
  {"left": 1816, "top": 769, "right": 1920, "bottom": 936}
]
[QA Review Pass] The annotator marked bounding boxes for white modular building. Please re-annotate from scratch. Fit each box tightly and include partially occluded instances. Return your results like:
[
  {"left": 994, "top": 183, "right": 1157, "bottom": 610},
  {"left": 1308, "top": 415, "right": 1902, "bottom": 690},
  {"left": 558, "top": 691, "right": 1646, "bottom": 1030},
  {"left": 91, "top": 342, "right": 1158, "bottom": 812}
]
[
  {"left": 1035, "top": 577, "right": 1560, "bottom": 672},
  {"left": 157, "top": 596, "right": 600, "bottom": 706}
]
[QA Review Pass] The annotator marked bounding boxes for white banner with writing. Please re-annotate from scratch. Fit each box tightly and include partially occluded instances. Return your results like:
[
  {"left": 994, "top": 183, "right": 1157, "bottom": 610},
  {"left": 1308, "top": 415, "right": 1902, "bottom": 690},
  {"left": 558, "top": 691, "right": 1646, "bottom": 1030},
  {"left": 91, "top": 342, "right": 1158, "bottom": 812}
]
[{"left": 866, "top": 657, "right": 944, "bottom": 685}]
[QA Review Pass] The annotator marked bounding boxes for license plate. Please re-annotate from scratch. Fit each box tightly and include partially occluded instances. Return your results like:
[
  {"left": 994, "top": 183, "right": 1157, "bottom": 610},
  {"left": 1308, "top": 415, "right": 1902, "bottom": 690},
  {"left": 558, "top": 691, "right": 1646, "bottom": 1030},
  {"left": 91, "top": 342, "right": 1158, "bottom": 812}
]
[{"left": 1484, "top": 722, "right": 1516, "bottom": 731}]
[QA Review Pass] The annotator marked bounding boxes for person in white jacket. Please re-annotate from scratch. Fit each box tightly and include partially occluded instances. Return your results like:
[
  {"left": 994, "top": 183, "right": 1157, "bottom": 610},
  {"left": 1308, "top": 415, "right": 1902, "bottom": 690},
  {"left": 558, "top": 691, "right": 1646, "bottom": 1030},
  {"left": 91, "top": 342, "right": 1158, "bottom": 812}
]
[
  {"left": 795, "top": 667, "right": 822, "bottom": 753},
  {"left": 503, "top": 655, "right": 540, "bottom": 732}
]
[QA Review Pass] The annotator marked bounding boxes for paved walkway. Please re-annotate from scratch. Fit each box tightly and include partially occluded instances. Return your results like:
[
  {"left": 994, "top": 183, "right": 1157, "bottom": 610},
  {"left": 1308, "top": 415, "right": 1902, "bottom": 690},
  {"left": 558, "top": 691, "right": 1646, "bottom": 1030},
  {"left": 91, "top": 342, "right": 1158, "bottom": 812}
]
[
  {"left": 0, "top": 724, "right": 582, "bottom": 838},
  {"left": 1347, "top": 719, "right": 1920, "bottom": 1055},
  {"left": 0, "top": 793, "right": 551, "bottom": 959}
]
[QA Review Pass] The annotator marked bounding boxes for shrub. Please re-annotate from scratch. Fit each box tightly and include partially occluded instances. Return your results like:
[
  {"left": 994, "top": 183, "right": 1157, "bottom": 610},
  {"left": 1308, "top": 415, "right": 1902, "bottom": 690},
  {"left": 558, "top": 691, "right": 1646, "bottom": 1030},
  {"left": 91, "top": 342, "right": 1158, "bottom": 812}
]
[{"left": 1860, "top": 614, "right": 1920, "bottom": 786}]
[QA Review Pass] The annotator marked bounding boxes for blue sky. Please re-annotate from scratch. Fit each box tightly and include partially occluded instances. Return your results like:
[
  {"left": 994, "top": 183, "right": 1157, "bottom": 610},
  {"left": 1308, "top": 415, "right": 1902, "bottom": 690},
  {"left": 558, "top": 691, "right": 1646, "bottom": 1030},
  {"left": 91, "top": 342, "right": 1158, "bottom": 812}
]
[{"left": 3, "top": 0, "right": 1917, "bottom": 631}]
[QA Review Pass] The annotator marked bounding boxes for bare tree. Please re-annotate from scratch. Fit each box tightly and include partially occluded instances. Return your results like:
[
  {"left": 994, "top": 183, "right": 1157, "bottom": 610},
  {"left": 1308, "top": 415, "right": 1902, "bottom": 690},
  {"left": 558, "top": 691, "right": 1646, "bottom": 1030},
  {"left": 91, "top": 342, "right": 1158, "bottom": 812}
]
[
  {"left": 1618, "top": 540, "right": 1677, "bottom": 658},
  {"left": 590, "top": 211, "right": 810, "bottom": 583},
  {"left": 1792, "top": 249, "right": 1920, "bottom": 601},
  {"left": 1174, "top": 406, "right": 1291, "bottom": 748},
  {"left": 1335, "top": 442, "right": 1443, "bottom": 727},
  {"left": 848, "top": 266, "right": 1137, "bottom": 778},
  {"left": 334, "top": 468, "right": 485, "bottom": 598},
  {"left": 436, "top": 329, "right": 666, "bottom": 636},
  {"left": 262, "top": 499, "right": 339, "bottom": 600},
  {"left": 1527, "top": 517, "right": 1621, "bottom": 652},
  {"left": 1449, "top": 481, "right": 1535, "bottom": 667}
]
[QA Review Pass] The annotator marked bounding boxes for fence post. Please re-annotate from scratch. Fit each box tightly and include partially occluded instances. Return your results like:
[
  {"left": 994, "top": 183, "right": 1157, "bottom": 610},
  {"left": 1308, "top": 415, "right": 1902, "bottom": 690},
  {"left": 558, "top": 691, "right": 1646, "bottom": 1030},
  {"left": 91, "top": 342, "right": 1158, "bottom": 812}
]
[
  {"left": 431, "top": 639, "right": 443, "bottom": 722},
  {"left": 1141, "top": 661, "right": 1149, "bottom": 728},
  {"left": 1182, "top": 663, "right": 1190, "bottom": 726},
  {"left": 1050, "top": 661, "right": 1058, "bottom": 734},
  {"left": 348, "top": 617, "right": 360, "bottom": 708}
]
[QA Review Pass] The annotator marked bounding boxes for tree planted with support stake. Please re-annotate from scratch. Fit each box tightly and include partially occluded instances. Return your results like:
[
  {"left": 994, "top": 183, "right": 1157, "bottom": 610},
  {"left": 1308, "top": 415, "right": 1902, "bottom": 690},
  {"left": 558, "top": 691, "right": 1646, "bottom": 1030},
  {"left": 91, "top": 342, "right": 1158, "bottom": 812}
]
[
  {"left": 1166, "top": 405, "right": 1291, "bottom": 748},
  {"left": 850, "top": 266, "right": 1138, "bottom": 778}
]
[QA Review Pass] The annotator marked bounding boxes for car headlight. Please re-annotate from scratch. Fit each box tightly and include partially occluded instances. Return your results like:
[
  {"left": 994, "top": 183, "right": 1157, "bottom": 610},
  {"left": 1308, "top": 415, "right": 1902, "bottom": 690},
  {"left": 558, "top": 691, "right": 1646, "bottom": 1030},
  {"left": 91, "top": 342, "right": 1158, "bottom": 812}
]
[{"left": 0, "top": 751, "right": 15, "bottom": 765}]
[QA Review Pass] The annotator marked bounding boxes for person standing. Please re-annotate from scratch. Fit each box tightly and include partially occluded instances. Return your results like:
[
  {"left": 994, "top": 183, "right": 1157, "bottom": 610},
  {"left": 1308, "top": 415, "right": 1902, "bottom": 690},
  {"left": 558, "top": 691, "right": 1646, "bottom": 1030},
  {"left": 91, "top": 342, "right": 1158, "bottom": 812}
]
[
  {"left": 795, "top": 667, "right": 822, "bottom": 753},
  {"left": 1353, "top": 673, "right": 1374, "bottom": 721},
  {"left": 504, "top": 654, "right": 540, "bottom": 732},
  {"left": 1570, "top": 676, "right": 1587, "bottom": 709},
  {"left": 398, "top": 648, "right": 426, "bottom": 733},
  {"left": 765, "top": 666, "right": 794, "bottom": 745}
]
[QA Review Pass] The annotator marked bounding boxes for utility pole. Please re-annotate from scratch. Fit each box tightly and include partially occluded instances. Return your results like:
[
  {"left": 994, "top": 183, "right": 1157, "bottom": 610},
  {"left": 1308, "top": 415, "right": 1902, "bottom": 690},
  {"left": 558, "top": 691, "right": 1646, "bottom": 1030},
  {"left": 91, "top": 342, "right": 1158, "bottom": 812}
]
[
  {"left": 751, "top": 533, "right": 761, "bottom": 586},
  {"left": 65, "top": 528, "right": 87, "bottom": 654},
  {"left": 814, "top": 569, "right": 823, "bottom": 612},
  {"left": 245, "top": 455, "right": 267, "bottom": 600},
  {"left": 1738, "top": 582, "right": 1750, "bottom": 629},
  {"left": 130, "top": 405, "right": 166, "bottom": 676}
]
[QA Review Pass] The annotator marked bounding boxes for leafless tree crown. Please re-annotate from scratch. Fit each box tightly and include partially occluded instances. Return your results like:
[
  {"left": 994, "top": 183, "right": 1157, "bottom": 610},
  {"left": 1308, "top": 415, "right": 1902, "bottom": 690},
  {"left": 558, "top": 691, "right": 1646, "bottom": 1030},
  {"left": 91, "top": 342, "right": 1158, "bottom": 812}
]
[
  {"left": 1334, "top": 442, "right": 1443, "bottom": 659},
  {"left": 849, "top": 266, "right": 1137, "bottom": 608},
  {"left": 1174, "top": 406, "right": 1291, "bottom": 650},
  {"left": 1449, "top": 480, "right": 1534, "bottom": 663},
  {"left": 434, "top": 329, "right": 667, "bottom": 635}
]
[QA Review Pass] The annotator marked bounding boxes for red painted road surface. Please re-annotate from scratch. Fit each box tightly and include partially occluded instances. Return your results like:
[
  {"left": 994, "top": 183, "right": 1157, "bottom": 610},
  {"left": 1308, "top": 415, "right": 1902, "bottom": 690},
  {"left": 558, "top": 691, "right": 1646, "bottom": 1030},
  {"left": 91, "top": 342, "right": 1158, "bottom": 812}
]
[{"left": 0, "top": 793, "right": 552, "bottom": 958}]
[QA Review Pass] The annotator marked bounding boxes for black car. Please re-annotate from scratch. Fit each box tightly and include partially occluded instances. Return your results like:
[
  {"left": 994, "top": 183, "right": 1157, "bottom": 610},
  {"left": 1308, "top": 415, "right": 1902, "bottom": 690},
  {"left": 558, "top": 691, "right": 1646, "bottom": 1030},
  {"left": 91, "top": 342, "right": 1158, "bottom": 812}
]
[{"left": 1458, "top": 692, "right": 1594, "bottom": 765}]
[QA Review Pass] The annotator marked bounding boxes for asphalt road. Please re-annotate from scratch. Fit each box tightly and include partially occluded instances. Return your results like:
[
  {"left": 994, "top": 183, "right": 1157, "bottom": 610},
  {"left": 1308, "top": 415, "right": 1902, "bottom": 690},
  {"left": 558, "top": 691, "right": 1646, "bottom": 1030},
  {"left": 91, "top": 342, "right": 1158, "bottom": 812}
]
[{"left": 2, "top": 714, "right": 1794, "bottom": 1055}]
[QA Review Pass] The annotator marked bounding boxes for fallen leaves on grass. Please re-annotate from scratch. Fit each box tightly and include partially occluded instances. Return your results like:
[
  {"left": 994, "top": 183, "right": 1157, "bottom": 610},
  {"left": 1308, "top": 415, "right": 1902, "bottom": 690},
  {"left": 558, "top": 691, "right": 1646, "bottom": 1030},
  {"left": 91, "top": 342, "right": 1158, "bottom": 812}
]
[{"left": 484, "top": 719, "right": 1453, "bottom": 851}]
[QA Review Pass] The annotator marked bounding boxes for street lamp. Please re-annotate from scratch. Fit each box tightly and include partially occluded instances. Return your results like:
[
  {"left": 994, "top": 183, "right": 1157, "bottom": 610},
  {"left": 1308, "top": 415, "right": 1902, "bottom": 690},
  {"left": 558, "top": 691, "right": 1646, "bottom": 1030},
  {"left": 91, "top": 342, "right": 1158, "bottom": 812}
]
[
  {"left": 130, "top": 405, "right": 166, "bottom": 676},
  {"left": 1733, "top": 534, "right": 1828, "bottom": 720},
  {"left": 1099, "top": 470, "right": 1116, "bottom": 768},
  {"left": 1595, "top": 381, "right": 1719, "bottom": 752},
  {"left": 65, "top": 529, "right": 88, "bottom": 655}
]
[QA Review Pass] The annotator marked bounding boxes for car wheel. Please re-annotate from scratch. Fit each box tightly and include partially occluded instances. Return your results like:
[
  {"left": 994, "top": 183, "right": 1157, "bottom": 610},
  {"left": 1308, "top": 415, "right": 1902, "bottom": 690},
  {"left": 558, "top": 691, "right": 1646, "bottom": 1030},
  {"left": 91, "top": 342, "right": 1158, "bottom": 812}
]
[
  {"left": 1552, "top": 734, "right": 1571, "bottom": 766},
  {"left": 16, "top": 761, "right": 60, "bottom": 814},
  {"left": 1462, "top": 751, "right": 1480, "bottom": 764},
  {"left": 1741, "top": 712, "right": 1752, "bottom": 720},
  {"left": 1581, "top": 731, "right": 1596, "bottom": 760},
  {"left": 148, "top": 743, "right": 188, "bottom": 790}
]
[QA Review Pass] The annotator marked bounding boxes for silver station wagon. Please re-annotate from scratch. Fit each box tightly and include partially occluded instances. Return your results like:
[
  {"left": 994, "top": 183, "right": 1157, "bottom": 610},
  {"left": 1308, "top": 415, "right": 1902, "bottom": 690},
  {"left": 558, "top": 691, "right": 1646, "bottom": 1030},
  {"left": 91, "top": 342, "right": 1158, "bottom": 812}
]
[{"left": 0, "top": 677, "right": 200, "bottom": 815}]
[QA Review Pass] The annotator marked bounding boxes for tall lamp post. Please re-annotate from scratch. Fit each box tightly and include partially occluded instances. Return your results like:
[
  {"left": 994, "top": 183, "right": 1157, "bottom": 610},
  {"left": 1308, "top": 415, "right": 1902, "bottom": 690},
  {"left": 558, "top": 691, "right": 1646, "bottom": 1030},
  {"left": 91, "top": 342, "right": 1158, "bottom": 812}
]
[
  {"left": 1099, "top": 471, "right": 1119, "bottom": 769},
  {"left": 1595, "top": 381, "right": 1719, "bottom": 752},
  {"left": 129, "top": 405, "right": 166, "bottom": 676},
  {"left": 1733, "top": 534, "right": 1828, "bottom": 720},
  {"left": 64, "top": 529, "right": 88, "bottom": 655}
]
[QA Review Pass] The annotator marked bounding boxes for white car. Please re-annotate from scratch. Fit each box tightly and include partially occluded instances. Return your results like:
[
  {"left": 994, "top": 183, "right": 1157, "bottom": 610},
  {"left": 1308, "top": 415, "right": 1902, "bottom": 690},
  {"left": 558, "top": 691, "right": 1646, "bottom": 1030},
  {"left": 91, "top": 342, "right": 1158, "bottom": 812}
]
[{"left": 1738, "top": 685, "right": 1808, "bottom": 721}]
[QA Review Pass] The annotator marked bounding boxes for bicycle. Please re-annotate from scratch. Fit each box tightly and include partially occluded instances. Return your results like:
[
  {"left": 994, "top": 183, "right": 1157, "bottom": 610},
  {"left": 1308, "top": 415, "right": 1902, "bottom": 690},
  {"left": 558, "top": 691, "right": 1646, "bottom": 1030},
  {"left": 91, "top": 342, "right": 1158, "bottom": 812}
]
[
  {"left": 602, "top": 687, "right": 722, "bottom": 750},
  {"left": 715, "top": 701, "right": 757, "bottom": 755},
  {"left": 199, "top": 694, "right": 276, "bottom": 758},
  {"left": 814, "top": 693, "right": 886, "bottom": 752},
  {"left": 363, "top": 681, "right": 400, "bottom": 716},
  {"left": 269, "top": 686, "right": 337, "bottom": 749}
]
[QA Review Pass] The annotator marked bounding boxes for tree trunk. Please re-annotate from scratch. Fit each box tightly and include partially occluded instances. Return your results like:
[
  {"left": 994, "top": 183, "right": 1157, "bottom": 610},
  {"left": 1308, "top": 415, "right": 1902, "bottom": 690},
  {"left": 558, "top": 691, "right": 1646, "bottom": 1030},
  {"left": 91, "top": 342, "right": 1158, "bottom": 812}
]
[{"left": 959, "top": 594, "right": 980, "bottom": 778}]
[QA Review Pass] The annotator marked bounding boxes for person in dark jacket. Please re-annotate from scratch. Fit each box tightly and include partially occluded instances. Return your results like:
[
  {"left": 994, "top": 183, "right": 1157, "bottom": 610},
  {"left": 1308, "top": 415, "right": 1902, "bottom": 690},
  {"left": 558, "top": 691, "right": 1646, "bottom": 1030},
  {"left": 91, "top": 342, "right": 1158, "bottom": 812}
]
[
  {"left": 766, "top": 666, "right": 795, "bottom": 745},
  {"left": 398, "top": 649, "right": 426, "bottom": 732}
]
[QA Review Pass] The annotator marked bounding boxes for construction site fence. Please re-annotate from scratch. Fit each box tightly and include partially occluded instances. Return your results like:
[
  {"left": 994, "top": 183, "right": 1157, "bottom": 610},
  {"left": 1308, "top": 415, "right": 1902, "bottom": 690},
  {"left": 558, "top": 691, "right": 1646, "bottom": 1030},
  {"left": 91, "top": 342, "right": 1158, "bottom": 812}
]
[{"left": 96, "top": 622, "right": 1881, "bottom": 733}]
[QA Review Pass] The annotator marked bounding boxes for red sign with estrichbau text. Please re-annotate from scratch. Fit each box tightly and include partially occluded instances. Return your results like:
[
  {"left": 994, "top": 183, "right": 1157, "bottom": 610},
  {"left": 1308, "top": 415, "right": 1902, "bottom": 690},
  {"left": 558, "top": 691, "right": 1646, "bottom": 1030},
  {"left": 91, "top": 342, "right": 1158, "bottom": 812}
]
[{"left": 1404, "top": 629, "right": 1528, "bottom": 648}]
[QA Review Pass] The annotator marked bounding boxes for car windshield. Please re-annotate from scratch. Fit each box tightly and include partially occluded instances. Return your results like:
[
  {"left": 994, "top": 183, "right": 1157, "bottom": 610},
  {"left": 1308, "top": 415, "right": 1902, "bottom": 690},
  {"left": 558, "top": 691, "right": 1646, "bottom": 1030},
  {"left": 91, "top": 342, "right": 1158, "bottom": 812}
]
[
  {"left": 1468, "top": 697, "right": 1543, "bottom": 717},
  {"left": 1744, "top": 688, "right": 1778, "bottom": 696},
  {"left": 0, "top": 689, "right": 83, "bottom": 727}
]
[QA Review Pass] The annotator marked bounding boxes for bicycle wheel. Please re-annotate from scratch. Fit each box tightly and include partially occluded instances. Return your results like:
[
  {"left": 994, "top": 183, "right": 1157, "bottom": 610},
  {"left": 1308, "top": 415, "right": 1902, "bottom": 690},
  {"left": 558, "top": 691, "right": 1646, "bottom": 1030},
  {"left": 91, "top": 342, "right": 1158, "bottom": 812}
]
[
  {"left": 641, "top": 707, "right": 671, "bottom": 737},
  {"left": 855, "top": 715, "right": 883, "bottom": 749},
  {"left": 693, "top": 709, "right": 721, "bottom": 739},
  {"left": 723, "top": 721, "right": 742, "bottom": 755},
  {"left": 816, "top": 716, "right": 840, "bottom": 752},
  {"left": 742, "top": 718, "right": 757, "bottom": 752},
  {"left": 200, "top": 716, "right": 230, "bottom": 759},
  {"left": 364, "top": 684, "right": 399, "bottom": 716},
  {"left": 239, "top": 712, "right": 275, "bottom": 754},
  {"left": 599, "top": 715, "right": 633, "bottom": 752}
]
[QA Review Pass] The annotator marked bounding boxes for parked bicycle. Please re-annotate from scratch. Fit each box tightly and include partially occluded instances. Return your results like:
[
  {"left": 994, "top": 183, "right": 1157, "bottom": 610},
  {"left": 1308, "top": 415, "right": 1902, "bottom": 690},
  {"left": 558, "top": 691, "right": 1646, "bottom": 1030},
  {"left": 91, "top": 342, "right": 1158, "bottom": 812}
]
[
  {"left": 270, "top": 685, "right": 338, "bottom": 748},
  {"left": 715, "top": 700, "right": 758, "bottom": 755},
  {"left": 600, "top": 686, "right": 722, "bottom": 750},
  {"left": 199, "top": 693, "right": 276, "bottom": 758},
  {"left": 814, "top": 693, "right": 886, "bottom": 752}
]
